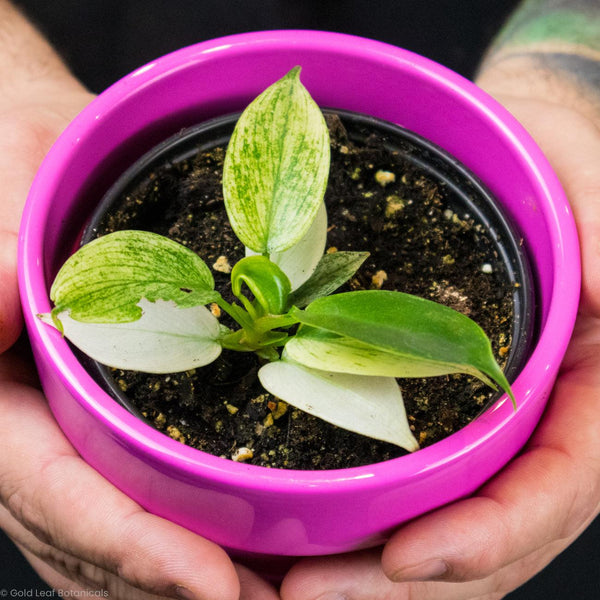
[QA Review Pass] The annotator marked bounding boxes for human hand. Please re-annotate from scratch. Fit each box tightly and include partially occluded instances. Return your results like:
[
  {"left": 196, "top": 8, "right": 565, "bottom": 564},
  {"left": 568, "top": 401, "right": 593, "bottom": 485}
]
[
  {"left": 0, "top": 339, "right": 282, "bottom": 599},
  {"left": 0, "top": 4, "right": 280, "bottom": 598},
  {"left": 277, "top": 52, "right": 600, "bottom": 600},
  {"left": 0, "top": 73, "right": 280, "bottom": 600}
]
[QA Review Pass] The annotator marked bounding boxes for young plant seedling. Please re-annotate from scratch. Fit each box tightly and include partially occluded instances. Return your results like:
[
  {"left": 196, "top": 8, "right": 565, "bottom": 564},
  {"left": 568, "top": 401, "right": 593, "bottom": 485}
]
[{"left": 42, "top": 67, "right": 515, "bottom": 454}]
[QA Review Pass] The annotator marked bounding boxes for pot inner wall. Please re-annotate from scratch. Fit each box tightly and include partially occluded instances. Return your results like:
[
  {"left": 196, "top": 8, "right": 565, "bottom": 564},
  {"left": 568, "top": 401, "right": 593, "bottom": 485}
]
[{"left": 75, "top": 110, "right": 535, "bottom": 469}]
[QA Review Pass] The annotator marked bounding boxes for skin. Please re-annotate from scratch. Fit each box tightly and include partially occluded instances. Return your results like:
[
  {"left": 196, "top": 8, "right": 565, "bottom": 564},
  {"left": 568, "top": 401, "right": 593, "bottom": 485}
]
[
  {"left": 278, "top": 2, "right": 600, "bottom": 599},
  {"left": 0, "top": 2, "right": 279, "bottom": 598},
  {"left": 2, "top": 1, "right": 600, "bottom": 599},
  {"left": 482, "top": 0, "right": 600, "bottom": 113}
]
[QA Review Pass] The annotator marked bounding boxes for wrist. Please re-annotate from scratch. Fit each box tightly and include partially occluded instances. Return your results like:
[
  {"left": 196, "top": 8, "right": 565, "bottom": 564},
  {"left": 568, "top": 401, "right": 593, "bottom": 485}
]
[
  {"left": 476, "top": 55, "right": 598, "bottom": 119},
  {"left": 0, "top": 1, "right": 86, "bottom": 106},
  {"left": 476, "top": 0, "right": 600, "bottom": 125}
]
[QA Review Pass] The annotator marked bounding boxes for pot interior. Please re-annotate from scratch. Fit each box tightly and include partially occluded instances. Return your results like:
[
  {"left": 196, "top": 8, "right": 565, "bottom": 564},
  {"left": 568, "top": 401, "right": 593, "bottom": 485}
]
[{"left": 74, "top": 109, "right": 536, "bottom": 465}]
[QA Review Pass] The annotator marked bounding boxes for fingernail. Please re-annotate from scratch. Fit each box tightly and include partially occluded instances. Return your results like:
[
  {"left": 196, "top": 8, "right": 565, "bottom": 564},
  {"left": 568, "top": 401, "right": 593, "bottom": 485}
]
[
  {"left": 392, "top": 558, "right": 449, "bottom": 582},
  {"left": 315, "top": 594, "right": 349, "bottom": 600},
  {"left": 174, "top": 586, "right": 197, "bottom": 600}
]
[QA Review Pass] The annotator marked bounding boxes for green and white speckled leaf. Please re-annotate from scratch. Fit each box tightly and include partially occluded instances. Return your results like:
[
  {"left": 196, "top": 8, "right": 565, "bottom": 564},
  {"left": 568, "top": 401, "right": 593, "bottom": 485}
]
[
  {"left": 246, "top": 201, "right": 328, "bottom": 290},
  {"left": 223, "top": 67, "right": 330, "bottom": 254},
  {"left": 258, "top": 355, "right": 419, "bottom": 451},
  {"left": 50, "top": 230, "right": 219, "bottom": 325},
  {"left": 46, "top": 299, "right": 221, "bottom": 373}
]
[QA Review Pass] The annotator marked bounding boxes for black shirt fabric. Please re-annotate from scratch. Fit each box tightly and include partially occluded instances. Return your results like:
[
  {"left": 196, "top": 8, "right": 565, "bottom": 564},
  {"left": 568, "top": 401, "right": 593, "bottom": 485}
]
[{"left": 17, "top": 0, "right": 520, "bottom": 92}]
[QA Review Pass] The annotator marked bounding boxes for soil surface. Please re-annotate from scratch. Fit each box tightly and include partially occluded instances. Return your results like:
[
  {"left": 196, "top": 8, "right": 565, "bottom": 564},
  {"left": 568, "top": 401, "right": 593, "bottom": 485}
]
[{"left": 91, "top": 114, "right": 516, "bottom": 470}]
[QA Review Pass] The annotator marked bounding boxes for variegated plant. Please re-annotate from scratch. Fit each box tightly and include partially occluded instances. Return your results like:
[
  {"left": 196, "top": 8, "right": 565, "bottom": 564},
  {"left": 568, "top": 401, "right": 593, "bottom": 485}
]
[{"left": 42, "top": 67, "right": 515, "bottom": 453}]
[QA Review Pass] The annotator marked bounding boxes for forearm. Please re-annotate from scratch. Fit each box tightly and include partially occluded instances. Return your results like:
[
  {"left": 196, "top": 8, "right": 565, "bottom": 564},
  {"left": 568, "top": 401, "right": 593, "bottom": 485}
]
[
  {"left": 0, "top": 1, "right": 90, "bottom": 353},
  {"left": 477, "top": 0, "right": 600, "bottom": 320},
  {"left": 0, "top": 1, "right": 85, "bottom": 104},
  {"left": 477, "top": 0, "right": 600, "bottom": 124}
]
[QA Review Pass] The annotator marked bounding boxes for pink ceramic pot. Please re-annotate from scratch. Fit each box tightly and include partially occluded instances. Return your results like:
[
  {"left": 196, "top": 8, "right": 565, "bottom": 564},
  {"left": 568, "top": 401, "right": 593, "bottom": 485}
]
[{"left": 18, "top": 31, "right": 580, "bottom": 570}]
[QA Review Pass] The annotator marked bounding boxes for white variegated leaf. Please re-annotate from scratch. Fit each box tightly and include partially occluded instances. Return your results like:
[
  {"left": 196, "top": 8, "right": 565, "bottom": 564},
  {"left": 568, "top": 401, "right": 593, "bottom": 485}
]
[
  {"left": 285, "top": 329, "right": 472, "bottom": 378},
  {"left": 246, "top": 202, "right": 327, "bottom": 290},
  {"left": 258, "top": 356, "right": 419, "bottom": 451},
  {"left": 46, "top": 298, "right": 222, "bottom": 373}
]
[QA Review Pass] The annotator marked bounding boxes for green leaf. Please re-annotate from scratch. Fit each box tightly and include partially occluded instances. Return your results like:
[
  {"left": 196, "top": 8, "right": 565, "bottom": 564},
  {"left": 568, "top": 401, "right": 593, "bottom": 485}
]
[
  {"left": 51, "top": 230, "right": 219, "bottom": 324},
  {"left": 46, "top": 299, "right": 222, "bottom": 373},
  {"left": 231, "top": 255, "right": 291, "bottom": 316},
  {"left": 288, "top": 250, "right": 369, "bottom": 308},
  {"left": 287, "top": 290, "right": 515, "bottom": 405},
  {"left": 222, "top": 66, "right": 330, "bottom": 254},
  {"left": 258, "top": 355, "right": 419, "bottom": 451}
]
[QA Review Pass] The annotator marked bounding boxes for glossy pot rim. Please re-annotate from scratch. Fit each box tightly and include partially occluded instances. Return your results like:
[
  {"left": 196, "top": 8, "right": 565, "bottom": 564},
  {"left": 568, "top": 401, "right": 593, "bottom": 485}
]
[{"left": 19, "top": 30, "right": 580, "bottom": 494}]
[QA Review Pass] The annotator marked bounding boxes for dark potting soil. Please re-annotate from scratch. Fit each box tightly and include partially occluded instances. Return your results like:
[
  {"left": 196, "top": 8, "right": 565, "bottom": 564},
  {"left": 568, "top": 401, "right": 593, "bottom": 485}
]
[{"left": 93, "top": 114, "right": 515, "bottom": 470}]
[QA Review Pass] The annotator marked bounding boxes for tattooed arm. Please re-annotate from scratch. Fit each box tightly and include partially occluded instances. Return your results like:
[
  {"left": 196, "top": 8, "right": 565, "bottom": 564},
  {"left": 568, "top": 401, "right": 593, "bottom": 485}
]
[
  {"left": 477, "top": 0, "right": 600, "bottom": 319},
  {"left": 478, "top": 0, "right": 600, "bottom": 121},
  {"left": 280, "top": 3, "right": 600, "bottom": 599}
]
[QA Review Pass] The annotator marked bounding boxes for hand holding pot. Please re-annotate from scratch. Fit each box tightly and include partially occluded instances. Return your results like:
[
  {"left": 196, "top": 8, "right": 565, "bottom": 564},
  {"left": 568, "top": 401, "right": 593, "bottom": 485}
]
[
  {"left": 280, "top": 97, "right": 600, "bottom": 600},
  {"left": 0, "top": 3, "right": 279, "bottom": 598},
  {"left": 0, "top": 341, "right": 283, "bottom": 600},
  {"left": 0, "top": 9, "right": 92, "bottom": 354},
  {"left": 279, "top": 26, "right": 600, "bottom": 600}
]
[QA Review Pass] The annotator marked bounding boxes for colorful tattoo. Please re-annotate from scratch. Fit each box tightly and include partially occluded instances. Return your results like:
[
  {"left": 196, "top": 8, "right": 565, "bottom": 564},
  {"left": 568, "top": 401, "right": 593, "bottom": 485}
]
[
  {"left": 482, "top": 0, "right": 600, "bottom": 97},
  {"left": 493, "top": 1, "right": 600, "bottom": 52}
]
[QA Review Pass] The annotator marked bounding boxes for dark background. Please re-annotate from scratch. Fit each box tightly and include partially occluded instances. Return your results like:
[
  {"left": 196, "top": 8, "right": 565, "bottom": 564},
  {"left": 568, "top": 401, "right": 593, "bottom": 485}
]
[
  {"left": 2, "top": 0, "right": 599, "bottom": 597},
  {"left": 15, "top": 0, "right": 522, "bottom": 92}
]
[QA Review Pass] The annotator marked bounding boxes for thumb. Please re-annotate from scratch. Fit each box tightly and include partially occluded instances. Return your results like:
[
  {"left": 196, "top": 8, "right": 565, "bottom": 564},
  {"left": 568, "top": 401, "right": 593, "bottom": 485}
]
[{"left": 0, "top": 373, "right": 241, "bottom": 600}]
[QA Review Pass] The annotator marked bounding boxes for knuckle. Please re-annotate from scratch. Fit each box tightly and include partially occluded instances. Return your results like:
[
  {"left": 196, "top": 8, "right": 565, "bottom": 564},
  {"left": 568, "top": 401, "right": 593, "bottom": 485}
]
[
  {"left": 2, "top": 453, "right": 77, "bottom": 547},
  {"left": 112, "top": 514, "right": 175, "bottom": 596},
  {"left": 3, "top": 478, "right": 53, "bottom": 547},
  {"left": 559, "top": 460, "right": 600, "bottom": 540}
]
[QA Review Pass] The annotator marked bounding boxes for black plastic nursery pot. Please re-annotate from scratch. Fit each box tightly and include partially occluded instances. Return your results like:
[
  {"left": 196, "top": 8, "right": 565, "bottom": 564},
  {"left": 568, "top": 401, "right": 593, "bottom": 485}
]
[{"left": 77, "top": 109, "right": 535, "bottom": 470}]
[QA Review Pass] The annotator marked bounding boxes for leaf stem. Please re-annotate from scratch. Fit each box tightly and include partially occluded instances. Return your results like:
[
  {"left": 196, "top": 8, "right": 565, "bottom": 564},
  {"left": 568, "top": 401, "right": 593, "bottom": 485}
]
[
  {"left": 214, "top": 297, "right": 253, "bottom": 329},
  {"left": 215, "top": 297, "right": 300, "bottom": 354},
  {"left": 253, "top": 313, "right": 299, "bottom": 333}
]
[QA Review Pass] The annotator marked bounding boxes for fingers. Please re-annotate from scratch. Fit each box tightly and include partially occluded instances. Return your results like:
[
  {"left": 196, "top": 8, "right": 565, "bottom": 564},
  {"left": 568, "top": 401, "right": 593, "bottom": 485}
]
[
  {"left": 11, "top": 508, "right": 279, "bottom": 600},
  {"left": 380, "top": 458, "right": 570, "bottom": 584},
  {"left": 281, "top": 332, "right": 600, "bottom": 599},
  {"left": 281, "top": 516, "right": 594, "bottom": 600},
  {"left": 3, "top": 495, "right": 280, "bottom": 600},
  {"left": 7, "top": 524, "right": 186, "bottom": 600},
  {"left": 0, "top": 372, "right": 240, "bottom": 600},
  {"left": 281, "top": 541, "right": 573, "bottom": 600},
  {"left": 470, "top": 92, "right": 600, "bottom": 318},
  {"left": 235, "top": 564, "right": 281, "bottom": 600},
  {"left": 0, "top": 1, "right": 95, "bottom": 354},
  {"left": 380, "top": 370, "right": 600, "bottom": 585},
  {"left": 281, "top": 550, "right": 397, "bottom": 600},
  {"left": 0, "top": 231, "right": 22, "bottom": 353},
  {"left": 12, "top": 542, "right": 92, "bottom": 595},
  {"left": 280, "top": 493, "right": 594, "bottom": 600},
  {"left": 281, "top": 549, "right": 506, "bottom": 600},
  {"left": 511, "top": 100, "right": 600, "bottom": 319}
]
